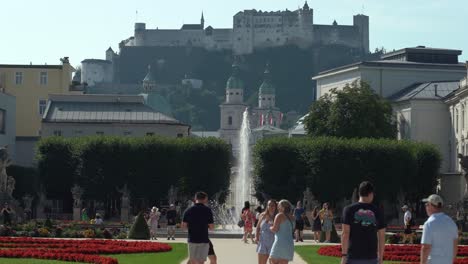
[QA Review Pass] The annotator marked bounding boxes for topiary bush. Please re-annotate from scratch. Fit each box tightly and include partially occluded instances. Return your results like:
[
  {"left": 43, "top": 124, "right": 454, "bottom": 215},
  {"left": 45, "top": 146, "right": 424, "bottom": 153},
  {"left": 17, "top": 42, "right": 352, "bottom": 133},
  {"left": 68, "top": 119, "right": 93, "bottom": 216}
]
[{"left": 128, "top": 212, "right": 150, "bottom": 240}]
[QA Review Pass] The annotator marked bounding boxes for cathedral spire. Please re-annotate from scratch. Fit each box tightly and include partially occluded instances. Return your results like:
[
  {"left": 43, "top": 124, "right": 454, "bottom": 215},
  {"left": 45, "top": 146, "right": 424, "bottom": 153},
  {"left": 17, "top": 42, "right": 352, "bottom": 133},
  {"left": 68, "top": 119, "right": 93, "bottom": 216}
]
[
  {"left": 201, "top": 11, "right": 205, "bottom": 28},
  {"left": 303, "top": 1, "right": 310, "bottom": 10}
]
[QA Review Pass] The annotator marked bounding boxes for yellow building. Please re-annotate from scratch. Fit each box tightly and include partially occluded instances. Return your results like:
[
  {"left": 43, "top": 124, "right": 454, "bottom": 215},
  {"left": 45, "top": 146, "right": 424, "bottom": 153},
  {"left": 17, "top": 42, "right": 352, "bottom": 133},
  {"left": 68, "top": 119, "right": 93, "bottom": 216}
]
[{"left": 0, "top": 57, "right": 75, "bottom": 137}]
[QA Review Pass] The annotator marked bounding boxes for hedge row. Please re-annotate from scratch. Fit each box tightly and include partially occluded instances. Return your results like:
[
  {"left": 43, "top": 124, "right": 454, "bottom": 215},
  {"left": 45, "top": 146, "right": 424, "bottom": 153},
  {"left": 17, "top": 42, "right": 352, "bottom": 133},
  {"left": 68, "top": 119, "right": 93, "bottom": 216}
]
[
  {"left": 36, "top": 136, "right": 231, "bottom": 203},
  {"left": 253, "top": 137, "right": 441, "bottom": 203}
]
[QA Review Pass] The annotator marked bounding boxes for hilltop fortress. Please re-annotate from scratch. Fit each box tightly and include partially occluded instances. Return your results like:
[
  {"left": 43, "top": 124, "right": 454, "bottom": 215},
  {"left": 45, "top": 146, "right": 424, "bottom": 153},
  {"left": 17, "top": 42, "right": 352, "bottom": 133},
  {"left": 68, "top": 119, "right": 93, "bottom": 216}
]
[{"left": 120, "top": 2, "right": 369, "bottom": 55}]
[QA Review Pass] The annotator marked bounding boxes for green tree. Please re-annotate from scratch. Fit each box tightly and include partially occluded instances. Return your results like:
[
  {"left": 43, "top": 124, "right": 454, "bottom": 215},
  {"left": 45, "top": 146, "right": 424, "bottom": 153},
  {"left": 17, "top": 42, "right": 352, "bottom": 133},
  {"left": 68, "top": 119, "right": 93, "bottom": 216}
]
[{"left": 304, "top": 81, "right": 397, "bottom": 139}]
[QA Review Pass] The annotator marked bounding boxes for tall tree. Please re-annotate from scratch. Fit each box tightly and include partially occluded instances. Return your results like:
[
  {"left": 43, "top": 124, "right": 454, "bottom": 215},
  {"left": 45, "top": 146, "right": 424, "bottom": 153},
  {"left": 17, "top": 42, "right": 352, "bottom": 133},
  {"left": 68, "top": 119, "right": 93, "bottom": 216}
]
[{"left": 304, "top": 81, "right": 397, "bottom": 139}]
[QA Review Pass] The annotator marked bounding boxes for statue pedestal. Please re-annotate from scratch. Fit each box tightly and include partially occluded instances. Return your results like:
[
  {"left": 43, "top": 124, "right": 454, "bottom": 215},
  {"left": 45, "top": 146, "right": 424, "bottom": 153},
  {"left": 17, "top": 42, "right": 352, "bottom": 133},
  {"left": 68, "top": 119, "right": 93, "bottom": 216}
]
[
  {"left": 73, "top": 207, "right": 81, "bottom": 221},
  {"left": 121, "top": 207, "right": 129, "bottom": 222}
]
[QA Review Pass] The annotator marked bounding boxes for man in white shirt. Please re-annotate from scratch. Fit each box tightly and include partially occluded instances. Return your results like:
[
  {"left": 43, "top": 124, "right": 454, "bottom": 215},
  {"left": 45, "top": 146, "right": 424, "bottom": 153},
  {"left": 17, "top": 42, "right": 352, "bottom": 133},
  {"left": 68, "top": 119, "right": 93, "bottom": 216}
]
[
  {"left": 420, "top": 194, "right": 458, "bottom": 264},
  {"left": 402, "top": 205, "right": 413, "bottom": 244}
]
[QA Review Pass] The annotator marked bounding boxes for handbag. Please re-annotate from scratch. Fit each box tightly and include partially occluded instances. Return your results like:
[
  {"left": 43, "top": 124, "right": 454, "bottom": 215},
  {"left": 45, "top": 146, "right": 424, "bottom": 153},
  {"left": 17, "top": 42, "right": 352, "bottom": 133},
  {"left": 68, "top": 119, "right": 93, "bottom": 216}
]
[{"left": 237, "top": 219, "right": 245, "bottom": 228}]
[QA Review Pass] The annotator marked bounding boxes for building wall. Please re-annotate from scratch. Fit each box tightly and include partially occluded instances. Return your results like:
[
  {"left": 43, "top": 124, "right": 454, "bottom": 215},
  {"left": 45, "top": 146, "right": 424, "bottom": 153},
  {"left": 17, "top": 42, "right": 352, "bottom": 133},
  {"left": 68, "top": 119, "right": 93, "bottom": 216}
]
[
  {"left": 0, "top": 92, "right": 16, "bottom": 161},
  {"left": 41, "top": 122, "right": 190, "bottom": 138},
  {"left": 317, "top": 66, "right": 466, "bottom": 99},
  {"left": 315, "top": 69, "right": 361, "bottom": 98},
  {"left": 361, "top": 67, "right": 466, "bottom": 98},
  {"left": 0, "top": 63, "right": 75, "bottom": 137},
  {"left": 81, "top": 60, "right": 113, "bottom": 86}
]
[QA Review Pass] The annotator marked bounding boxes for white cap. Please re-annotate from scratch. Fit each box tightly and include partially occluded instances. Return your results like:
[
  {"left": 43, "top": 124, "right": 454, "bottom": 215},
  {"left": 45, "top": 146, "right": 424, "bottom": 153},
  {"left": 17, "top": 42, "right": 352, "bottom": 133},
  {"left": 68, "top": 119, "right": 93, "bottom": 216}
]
[{"left": 422, "top": 194, "right": 444, "bottom": 207}]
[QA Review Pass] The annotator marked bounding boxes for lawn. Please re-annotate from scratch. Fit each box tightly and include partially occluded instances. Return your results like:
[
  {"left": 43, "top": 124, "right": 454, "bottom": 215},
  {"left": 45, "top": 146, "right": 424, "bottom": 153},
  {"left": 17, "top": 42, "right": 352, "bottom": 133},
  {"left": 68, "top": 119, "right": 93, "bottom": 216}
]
[
  {"left": 295, "top": 245, "right": 405, "bottom": 264},
  {"left": 0, "top": 243, "right": 187, "bottom": 264}
]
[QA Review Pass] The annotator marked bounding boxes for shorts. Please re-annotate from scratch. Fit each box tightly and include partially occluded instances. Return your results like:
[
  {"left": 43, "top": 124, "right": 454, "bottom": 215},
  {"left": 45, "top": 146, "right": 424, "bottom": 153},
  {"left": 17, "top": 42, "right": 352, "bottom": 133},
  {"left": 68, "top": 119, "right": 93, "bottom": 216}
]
[
  {"left": 188, "top": 243, "right": 209, "bottom": 261},
  {"left": 208, "top": 240, "right": 215, "bottom": 256},
  {"left": 404, "top": 224, "right": 412, "bottom": 234},
  {"left": 295, "top": 220, "right": 304, "bottom": 231},
  {"left": 346, "top": 258, "right": 378, "bottom": 264},
  {"left": 167, "top": 225, "right": 176, "bottom": 231}
]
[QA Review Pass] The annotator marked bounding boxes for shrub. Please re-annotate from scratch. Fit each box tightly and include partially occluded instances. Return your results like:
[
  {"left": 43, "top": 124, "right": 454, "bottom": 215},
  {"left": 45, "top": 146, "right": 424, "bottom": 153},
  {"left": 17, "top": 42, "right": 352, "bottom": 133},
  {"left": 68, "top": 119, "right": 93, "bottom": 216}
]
[
  {"left": 103, "top": 229, "right": 113, "bottom": 239},
  {"left": 254, "top": 137, "right": 441, "bottom": 203},
  {"left": 128, "top": 212, "right": 150, "bottom": 240}
]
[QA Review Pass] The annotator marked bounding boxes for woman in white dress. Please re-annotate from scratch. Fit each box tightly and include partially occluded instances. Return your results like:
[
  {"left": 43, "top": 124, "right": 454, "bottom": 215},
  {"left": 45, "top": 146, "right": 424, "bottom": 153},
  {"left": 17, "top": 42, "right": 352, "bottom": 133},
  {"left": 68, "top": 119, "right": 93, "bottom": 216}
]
[{"left": 148, "top": 207, "right": 161, "bottom": 240}]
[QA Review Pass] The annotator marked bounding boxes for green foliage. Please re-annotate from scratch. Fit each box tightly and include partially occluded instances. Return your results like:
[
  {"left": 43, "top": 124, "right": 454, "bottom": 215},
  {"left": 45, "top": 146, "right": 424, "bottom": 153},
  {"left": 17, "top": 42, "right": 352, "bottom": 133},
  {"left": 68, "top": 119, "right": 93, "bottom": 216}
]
[
  {"left": 6, "top": 165, "right": 39, "bottom": 199},
  {"left": 128, "top": 212, "right": 150, "bottom": 240},
  {"left": 304, "top": 80, "right": 397, "bottom": 139},
  {"left": 254, "top": 137, "right": 441, "bottom": 203},
  {"left": 35, "top": 136, "right": 231, "bottom": 203}
]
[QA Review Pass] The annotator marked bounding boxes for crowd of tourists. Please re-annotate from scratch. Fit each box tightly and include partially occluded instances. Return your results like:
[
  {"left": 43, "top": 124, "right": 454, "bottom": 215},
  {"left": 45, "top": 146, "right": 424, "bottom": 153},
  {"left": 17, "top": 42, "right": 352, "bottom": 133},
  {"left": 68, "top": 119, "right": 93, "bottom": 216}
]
[{"left": 181, "top": 181, "right": 459, "bottom": 264}]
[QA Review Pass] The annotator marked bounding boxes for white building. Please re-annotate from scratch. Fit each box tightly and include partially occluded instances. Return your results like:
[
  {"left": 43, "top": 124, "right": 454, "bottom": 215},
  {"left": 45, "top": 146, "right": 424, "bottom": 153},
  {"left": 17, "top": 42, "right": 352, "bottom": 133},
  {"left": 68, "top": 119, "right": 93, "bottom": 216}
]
[
  {"left": 42, "top": 94, "right": 190, "bottom": 138},
  {"left": 313, "top": 46, "right": 468, "bottom": 204}
]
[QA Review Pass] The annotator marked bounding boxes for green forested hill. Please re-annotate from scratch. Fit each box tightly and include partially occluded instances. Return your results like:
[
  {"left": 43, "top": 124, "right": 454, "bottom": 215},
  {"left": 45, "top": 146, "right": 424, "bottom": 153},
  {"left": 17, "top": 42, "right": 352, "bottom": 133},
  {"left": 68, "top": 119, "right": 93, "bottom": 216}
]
[{"left": 118, "top": 45, "right": 381, "bottom": 130}]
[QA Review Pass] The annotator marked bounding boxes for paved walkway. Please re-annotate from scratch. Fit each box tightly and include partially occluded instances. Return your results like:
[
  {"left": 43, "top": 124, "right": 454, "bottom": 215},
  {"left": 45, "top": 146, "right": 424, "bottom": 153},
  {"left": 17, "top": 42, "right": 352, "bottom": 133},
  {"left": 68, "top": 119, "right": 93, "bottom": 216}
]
[{"left": 180, "top": 238, "right": 309, "bottom": 264}]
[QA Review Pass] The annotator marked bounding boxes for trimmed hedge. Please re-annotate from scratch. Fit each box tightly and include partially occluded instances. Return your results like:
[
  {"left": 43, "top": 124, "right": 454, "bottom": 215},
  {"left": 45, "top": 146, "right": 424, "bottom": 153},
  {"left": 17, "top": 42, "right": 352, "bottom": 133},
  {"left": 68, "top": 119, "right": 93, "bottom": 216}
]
[
  {"left": 128, "top": 212, "right": 150, "bottom": 240},
  {"left": 253, "top": 137, "right": 441, "bottom": 203},
  {"left": 36, "top": 136, "right": 231, "bottom": 203}
]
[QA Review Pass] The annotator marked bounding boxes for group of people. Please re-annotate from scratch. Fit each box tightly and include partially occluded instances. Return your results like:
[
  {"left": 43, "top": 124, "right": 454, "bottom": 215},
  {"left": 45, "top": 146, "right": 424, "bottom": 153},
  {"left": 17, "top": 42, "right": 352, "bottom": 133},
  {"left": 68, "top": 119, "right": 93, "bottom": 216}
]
[
  {"left": 182, "top": 181, "right": 459, "bottom": 264},
  {"left": 240, "top": 200, "right": 335, "bottom": 245},
  {"left": 145, "top": 204, "right": 178, "bottom": 240}
]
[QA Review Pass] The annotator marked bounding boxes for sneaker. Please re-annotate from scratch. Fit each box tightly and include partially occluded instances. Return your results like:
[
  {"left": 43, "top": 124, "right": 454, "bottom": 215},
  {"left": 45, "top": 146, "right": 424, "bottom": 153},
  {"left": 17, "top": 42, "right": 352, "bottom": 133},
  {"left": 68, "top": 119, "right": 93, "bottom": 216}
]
[
  {"left": 167, "top": 237, "right": 170, "bottom": 240},
  {"left": 172, "top": 237, "right": 175, "bottom": 240},
  {"left": 299, "top": 238, "right": 304, "bottom": 242}
]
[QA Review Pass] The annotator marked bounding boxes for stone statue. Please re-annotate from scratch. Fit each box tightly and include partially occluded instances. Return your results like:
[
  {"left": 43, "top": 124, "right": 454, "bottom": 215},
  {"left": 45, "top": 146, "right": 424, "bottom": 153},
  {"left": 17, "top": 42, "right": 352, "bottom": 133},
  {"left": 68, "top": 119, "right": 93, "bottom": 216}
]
[
  {"left": 458, "top": 154, "right": 468, "bottom": 198},
  {"left": 22, "top": 194, "right": 33, "bottom": 210},
  {"left": 303, "top": 187, "right": 314, "bottom": 211},
  {"left": 71, "top": 184, "right": 83, "bottom": 208},
  {"left": 117, "top": 184, "right": 130, "bottom": 208},
  {"left": 167, "top": 185, "right": 178, "bottom": 205},
  {"left": 0, "top": 146, "right": 13, "bottom": 194}
]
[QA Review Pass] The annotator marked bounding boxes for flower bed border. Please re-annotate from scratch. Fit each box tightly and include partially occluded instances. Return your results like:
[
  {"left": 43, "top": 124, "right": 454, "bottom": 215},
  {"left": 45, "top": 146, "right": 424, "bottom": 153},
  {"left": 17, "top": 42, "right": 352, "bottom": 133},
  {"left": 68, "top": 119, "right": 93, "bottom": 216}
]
[
  {"left": 0, "top": 237, "right": 172, "bottom": 264},
  {"left": 318, "top": 245, "right": 468, "bottom": 264}
]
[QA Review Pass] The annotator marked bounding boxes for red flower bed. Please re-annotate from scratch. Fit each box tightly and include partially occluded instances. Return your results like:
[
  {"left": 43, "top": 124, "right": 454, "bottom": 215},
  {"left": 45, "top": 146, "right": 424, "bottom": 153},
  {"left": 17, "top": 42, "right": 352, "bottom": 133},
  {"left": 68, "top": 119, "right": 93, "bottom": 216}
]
[
  {"left": 0, "top": 237, "right": 172, "bottom": 264},
  {"left": 318, "top": 245, "right": 468, "bottom": 263}
]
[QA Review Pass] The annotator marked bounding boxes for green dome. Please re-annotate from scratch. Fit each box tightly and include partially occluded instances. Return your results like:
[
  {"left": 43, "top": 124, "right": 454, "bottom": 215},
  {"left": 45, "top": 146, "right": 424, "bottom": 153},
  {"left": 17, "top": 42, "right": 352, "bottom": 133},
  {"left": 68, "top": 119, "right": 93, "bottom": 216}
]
[
  {"left": 143, "top": 65, "right": 156, "bottom": 83},
  {"left": 226, "top": 76, "right": 244, "bottom": 90},
  {"left": 259, "top": 81, "right": 275, "bottom": 95}
]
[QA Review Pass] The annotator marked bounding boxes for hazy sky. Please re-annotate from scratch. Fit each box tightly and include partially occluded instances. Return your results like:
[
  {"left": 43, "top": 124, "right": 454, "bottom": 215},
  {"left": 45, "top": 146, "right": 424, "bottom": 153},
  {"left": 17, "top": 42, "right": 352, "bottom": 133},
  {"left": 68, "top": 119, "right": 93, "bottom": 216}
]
[{"left": 1, "top": 0, "right": 467, "bottom": 66}]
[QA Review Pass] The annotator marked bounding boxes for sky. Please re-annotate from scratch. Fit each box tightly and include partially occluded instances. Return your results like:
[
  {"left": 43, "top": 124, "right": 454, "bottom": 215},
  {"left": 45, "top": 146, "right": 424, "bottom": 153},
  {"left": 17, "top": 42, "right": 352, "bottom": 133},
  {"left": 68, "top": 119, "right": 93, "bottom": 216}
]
[{"left": 1, "top": 0, "right": 467, "bottom": 67}]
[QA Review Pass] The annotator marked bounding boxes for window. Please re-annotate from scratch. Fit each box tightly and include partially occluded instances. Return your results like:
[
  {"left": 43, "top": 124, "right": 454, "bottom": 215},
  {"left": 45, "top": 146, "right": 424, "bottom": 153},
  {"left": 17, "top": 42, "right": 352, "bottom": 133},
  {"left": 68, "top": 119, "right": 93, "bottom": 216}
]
[
  {"left": 228, "top": 116, "right": 233, "bottom": 125},
  {"left": 177, "top": 133, "right": 184, "bottom": 138},
  {"left": 123, "top": 131, "right": 132, "bottom": 136},
  {"left": 96, "top": 131, "right": 104, "bottom": 136},
  {"left": 0, "top": 109, "right": 5, "bottom": 134},
  {"left": 40, "top": 72, "right": 48, "bottom": 85},
  {"left": 456, "top": 109, "right": 459, "bottom": 133},
  {"left": 146, "top": 132, "right": 155, "bottom": 136},
  {"left": 53, "top": 130, "right": 62, "bottom": 136},
  {"left": 38, "top": 99, "right": 47, "bottom": 115},
  {"left": 463, "top": 105, "right": 466, "bottom": 130},
  {"left": 15, "top": 72, "right": 23, "bottom": 85}
]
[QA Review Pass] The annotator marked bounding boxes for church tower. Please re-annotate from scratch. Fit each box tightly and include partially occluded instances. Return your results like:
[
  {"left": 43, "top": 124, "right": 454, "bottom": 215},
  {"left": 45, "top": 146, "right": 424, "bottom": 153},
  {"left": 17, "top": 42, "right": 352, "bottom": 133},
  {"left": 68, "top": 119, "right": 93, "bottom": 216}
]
[
  {"left": 142, "top": 65, "right": 157, "bottom": 92},
  {"left": 253, "top": 63, "right": 282, "bottom": 128},
  {"left": 201, "top": 12, "right": 205, "bottom": 29},
  {"left": 219, "top": 63, "right": 247, "bottom": 152}
]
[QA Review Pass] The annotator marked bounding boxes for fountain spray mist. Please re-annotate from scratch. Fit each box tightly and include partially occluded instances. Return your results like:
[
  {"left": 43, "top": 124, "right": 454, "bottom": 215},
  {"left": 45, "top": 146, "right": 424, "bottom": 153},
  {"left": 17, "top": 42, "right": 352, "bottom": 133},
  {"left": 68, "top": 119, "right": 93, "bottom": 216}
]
[{"left": 236, "top": 108, "right": 251, "bottom": 213}]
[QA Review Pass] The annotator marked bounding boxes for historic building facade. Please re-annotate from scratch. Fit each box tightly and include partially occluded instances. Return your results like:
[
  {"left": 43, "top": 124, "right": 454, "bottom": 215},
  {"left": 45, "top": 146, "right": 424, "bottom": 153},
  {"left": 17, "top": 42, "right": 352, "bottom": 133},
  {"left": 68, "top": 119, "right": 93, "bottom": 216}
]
[{"left": 121, "top": 2, "right": 368, "bottom": 55}]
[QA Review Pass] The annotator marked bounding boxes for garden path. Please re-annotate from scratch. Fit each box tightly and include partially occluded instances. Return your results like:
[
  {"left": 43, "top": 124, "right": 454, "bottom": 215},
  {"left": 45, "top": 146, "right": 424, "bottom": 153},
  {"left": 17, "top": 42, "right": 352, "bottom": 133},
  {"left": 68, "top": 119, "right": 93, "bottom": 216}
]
[{"left": 179, "top": 238, "right": 311, "bottom": 264}]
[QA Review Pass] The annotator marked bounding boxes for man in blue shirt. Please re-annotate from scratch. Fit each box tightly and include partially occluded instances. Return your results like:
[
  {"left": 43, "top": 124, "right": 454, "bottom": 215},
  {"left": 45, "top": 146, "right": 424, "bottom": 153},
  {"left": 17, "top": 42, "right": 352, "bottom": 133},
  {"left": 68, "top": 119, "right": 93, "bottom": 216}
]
[
  {"left": 420, "top": 194, "right": 458, "bottom": 264},
  {"left": 182, "top": 192, "right": 215, "bottom": 264}
]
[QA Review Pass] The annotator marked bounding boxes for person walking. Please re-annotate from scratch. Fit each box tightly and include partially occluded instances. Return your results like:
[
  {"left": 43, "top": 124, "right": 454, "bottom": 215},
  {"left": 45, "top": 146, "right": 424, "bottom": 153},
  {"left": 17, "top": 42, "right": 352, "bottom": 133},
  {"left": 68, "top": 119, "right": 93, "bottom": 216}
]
[
  {"left": 269, "top": 199, "right": 295, "bottom": 264},
  {"left": 148, "top": 206, "right": 161, "bottom": 240},
  {"left": 311, "top": 206, "right": 322, "bottom": 243},
  {"left": 255, "top": 199, "right": 277, "bottom": 264},
  {"left": 341, "top": 181, "right": 386, "bottom": 264},
  {"left": 402, "top": 205, "right": 413, "bottom": 244},
  {"left": 320, "top": 202, "right": 334, "bottom": 243},
  {"left": 241, "top": 201, "right": 255, "bottom": 243},
  {"left": 1, "top": 203, "right": 12, "bottom": 226},
  {"left": 182, "top": 192, "right": 214, "bottom": 264},
  {"left": 167, "top": 204, "right": 177, "bottom": 240},
  {"left": 420, "top": 194, "right": 458, "bottom": 264},
  {"left": 293, "top": 201, "right": 305, "bottom": 242}
]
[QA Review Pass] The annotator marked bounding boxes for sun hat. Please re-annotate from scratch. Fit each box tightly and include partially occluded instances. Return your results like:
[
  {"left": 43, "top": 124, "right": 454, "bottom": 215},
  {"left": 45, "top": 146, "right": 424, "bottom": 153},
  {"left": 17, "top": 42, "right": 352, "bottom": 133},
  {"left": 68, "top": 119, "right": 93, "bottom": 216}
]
[{"left": 401, "top": 205, "right": 409, "bottom": 209}]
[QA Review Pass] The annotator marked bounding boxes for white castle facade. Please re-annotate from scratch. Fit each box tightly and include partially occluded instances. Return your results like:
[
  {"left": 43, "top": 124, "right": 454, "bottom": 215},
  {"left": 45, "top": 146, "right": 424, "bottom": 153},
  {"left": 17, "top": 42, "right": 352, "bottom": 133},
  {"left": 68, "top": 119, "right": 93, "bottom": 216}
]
[{"left": 121, "top": 2, "right": 369, "bottom": 55}]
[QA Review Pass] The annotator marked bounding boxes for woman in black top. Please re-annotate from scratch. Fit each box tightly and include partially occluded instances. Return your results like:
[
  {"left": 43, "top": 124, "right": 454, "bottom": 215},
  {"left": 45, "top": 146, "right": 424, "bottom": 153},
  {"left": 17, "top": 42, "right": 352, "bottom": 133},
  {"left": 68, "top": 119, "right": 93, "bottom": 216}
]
[{"left": 311, "top": 206, "right": 321, "bottom": 243}]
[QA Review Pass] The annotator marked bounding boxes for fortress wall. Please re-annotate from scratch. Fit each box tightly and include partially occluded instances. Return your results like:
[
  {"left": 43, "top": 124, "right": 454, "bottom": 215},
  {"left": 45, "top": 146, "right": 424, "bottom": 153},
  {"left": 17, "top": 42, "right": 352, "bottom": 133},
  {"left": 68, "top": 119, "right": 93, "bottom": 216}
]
[
  {"left": 313, "top": 25, "right": 362, "bottom": 48},
  {"left": 143, "top": 30, "right": 205, "bottom": 47}
]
